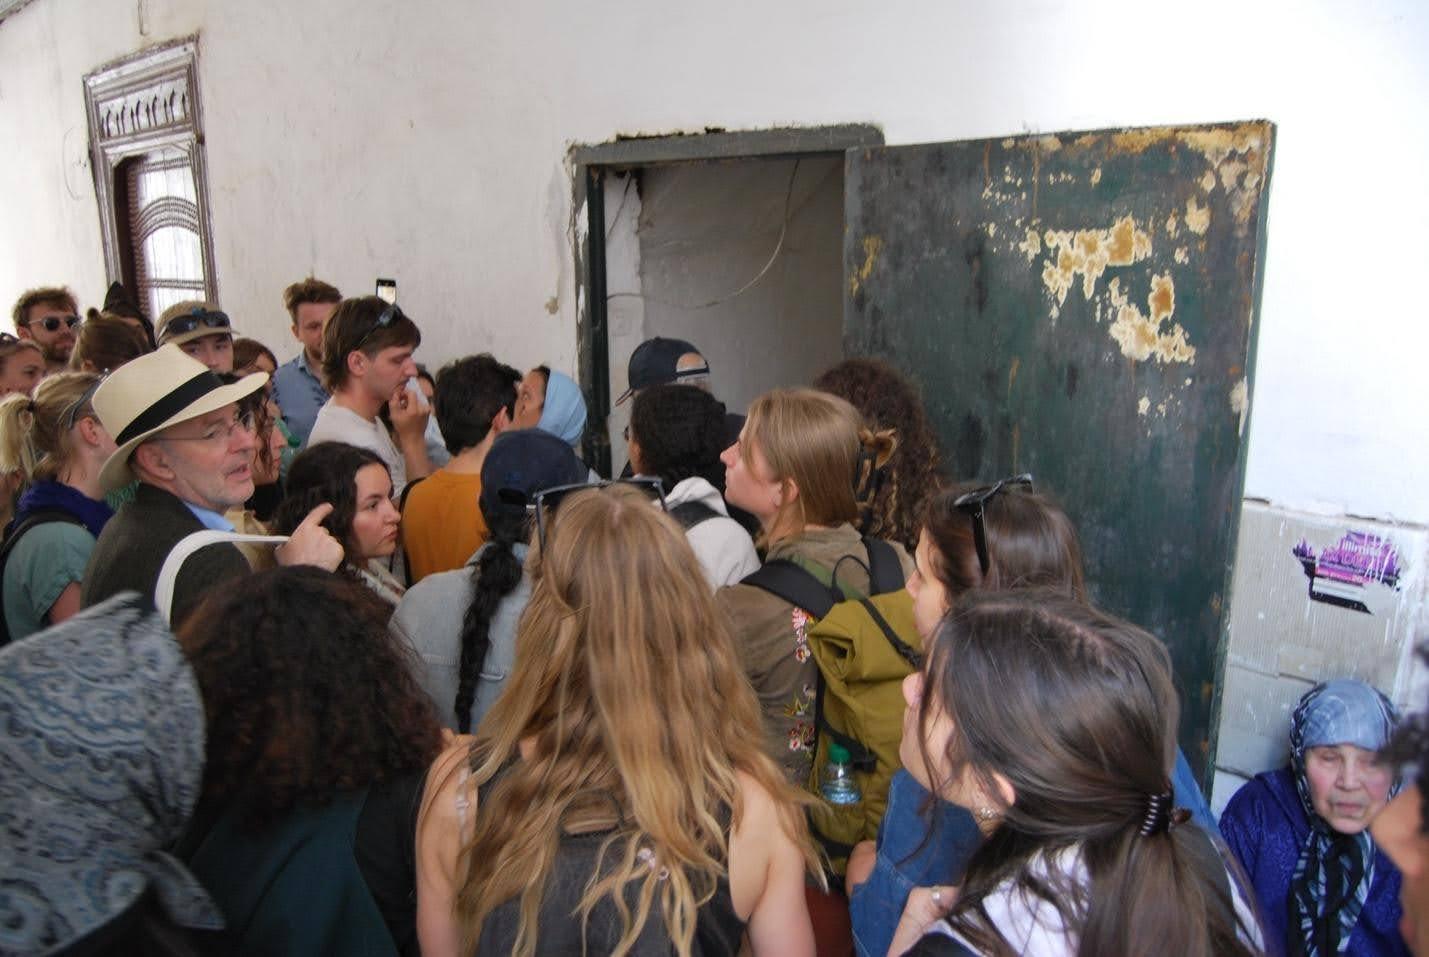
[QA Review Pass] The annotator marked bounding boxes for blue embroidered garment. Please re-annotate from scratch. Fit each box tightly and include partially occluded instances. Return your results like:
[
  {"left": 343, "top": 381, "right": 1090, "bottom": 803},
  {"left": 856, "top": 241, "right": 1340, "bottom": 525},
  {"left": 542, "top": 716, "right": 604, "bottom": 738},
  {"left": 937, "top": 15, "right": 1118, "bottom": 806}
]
[{"left": 0, "top": 594, "right": 222, "bottom": 954}]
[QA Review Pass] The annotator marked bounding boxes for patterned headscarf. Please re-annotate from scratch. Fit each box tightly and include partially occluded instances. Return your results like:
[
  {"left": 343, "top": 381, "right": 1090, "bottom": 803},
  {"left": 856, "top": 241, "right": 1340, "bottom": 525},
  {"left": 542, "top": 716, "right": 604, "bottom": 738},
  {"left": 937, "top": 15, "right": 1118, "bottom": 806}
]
[
  {"left": 0, "top": 594, "right": 222, "bottom": 956},
  {"left": 1287, "top": 678, "right": 1398, "bottom": 957}
]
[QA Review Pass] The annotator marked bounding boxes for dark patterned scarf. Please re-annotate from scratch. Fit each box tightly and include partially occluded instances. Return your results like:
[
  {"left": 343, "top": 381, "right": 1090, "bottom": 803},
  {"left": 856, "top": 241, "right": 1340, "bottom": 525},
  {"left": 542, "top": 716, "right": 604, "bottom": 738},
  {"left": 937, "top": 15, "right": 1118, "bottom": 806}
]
[
  {"left": 0, "top": 594, "right": 222, "bottom": 955},
  {"left": 1286, "top": 679, "right": 1398, "bottom": 956}
]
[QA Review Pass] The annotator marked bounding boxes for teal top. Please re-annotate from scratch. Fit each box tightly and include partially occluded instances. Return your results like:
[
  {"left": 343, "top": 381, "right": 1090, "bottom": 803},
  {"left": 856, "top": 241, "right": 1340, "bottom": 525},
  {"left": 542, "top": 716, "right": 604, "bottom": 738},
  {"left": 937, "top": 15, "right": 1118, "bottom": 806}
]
[{"left": 3, "top": 521, "right": 96, "bottom": 641}]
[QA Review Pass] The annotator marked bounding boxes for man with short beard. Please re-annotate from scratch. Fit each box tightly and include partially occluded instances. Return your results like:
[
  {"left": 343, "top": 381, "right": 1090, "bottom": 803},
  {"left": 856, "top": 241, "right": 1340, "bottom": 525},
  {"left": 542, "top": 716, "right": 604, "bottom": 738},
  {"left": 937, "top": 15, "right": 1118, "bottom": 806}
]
[{"left": 11, "top": 286, "right": 80, "bottom": 374}]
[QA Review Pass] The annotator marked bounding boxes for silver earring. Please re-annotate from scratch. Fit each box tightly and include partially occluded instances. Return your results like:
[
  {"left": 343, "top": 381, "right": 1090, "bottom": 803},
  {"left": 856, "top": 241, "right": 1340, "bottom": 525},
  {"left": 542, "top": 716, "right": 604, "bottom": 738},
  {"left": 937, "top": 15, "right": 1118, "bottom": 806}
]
[{"left": 975, "top": 806, "right": 998, "bottom": 822}]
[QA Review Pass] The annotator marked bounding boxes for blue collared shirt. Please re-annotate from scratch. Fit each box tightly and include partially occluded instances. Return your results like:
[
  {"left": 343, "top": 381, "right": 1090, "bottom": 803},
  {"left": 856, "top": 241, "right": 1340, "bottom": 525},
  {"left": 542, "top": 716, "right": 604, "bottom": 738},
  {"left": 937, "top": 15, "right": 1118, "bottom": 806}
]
[
  {"left": 271, "top": 351, "right": 329, "bottom": 446},
  {"left": 182, "top": 502, "right": 236, "bottom": 532}
]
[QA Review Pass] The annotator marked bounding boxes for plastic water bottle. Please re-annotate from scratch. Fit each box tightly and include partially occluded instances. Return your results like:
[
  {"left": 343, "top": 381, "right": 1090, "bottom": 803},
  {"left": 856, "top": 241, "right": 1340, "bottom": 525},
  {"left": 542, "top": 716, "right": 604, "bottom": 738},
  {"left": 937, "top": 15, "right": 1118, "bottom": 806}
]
[{"left": 820, "top": 743, "right": 862, "bottom": 805}]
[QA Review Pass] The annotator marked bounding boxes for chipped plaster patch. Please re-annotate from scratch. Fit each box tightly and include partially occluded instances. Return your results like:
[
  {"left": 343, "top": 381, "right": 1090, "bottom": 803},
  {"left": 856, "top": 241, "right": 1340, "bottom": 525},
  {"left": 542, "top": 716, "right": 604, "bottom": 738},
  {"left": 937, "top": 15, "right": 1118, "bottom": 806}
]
[
  {"left": 1166, "top": 213, "right": 1180, "bottom": 238},
  {"left": 985, "top": 222, "right": 997, "bottom": 238},
  {"left": 1090, "top": 167, "right": 1102, "bottom": 186},
  {"left": 1174, "top": 246, "right": 1189, "bottom": 264},
  {"left": 1201, "top": 170, "right": 1216, "bottom": 192},
  {"left": 1138, "top": 396, "right": 1151, "bottom": 416},
  {"left": 1185, "top": 196, "right": 1211, "bottom": 235}
]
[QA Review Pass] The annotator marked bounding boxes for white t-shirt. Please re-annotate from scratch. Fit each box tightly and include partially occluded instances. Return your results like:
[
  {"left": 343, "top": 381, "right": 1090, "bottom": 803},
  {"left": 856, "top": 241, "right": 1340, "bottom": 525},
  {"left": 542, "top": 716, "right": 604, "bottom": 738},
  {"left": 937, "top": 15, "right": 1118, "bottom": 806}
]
[{"left": 306, "top": 399, "right": 407, "bottom": 494}]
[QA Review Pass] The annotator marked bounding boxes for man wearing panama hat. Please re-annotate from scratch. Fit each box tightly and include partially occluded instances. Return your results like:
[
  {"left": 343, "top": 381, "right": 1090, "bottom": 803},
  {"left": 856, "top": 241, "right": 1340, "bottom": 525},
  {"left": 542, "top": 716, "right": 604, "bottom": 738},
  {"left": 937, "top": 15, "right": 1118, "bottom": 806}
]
[{"left": 80, "top": 344, "right": 342, "bottom": 625}]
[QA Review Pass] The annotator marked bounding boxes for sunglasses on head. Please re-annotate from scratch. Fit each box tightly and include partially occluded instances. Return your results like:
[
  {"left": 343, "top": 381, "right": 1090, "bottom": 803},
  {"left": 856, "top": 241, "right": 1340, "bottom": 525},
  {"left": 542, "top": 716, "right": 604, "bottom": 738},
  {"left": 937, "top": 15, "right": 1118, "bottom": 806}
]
[
  {"left": 354, "top": 303, "right": 404, "bottom": 351},
  {"left": 60, "top": 375, "right": 107, "bottom": 432},
  {"left": 519, "top": 478, "right": 668, "bottom": 552},
  {"left": 24, "top": 314, "right": 80, "bottom": 333},
  {"left": 952, "top": 473, "right": 1034, "bottom": 576},
  {"left": 164, "top": 308, "right": 231, "bottom": 339}
]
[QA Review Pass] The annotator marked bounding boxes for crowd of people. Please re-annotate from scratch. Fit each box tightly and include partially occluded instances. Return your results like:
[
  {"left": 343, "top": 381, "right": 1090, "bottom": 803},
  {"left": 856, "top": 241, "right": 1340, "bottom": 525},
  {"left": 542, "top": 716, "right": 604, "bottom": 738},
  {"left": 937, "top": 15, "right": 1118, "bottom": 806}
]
[{"left": 1, "top": 280, "right": 1427, "bottom": 957}]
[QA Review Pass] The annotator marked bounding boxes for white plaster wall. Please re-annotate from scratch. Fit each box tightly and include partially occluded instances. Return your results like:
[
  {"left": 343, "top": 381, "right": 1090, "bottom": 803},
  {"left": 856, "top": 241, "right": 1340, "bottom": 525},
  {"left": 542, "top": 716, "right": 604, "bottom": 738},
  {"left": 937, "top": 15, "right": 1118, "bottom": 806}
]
[
  {"left": 2, "top": 0, "right": 1426, "bottom": 526},
  {"left": 635, "top": 156, "right": 845, "bottom": 415}
]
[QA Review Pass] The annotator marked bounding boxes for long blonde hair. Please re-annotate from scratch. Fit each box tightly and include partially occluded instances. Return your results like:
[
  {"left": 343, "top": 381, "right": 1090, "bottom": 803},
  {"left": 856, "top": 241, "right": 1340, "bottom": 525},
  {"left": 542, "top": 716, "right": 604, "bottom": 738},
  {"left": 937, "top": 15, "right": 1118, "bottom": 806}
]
[
  {"left": 0, "top": 372, "right": 101, "bottom": 484},
  {"left": 742, "top": 387, "right": 883, "bottom": 545},
  {"left": 452, "top": 485, "right": 817, "bottom": 955}
]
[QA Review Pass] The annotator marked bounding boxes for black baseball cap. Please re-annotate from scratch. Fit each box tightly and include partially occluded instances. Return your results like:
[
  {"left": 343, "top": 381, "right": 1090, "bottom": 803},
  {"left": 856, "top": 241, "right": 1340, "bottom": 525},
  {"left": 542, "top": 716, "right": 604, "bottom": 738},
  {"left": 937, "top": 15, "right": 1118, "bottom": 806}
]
[{"left": 615, "top": 337, "right": 709, "bottom": 404}]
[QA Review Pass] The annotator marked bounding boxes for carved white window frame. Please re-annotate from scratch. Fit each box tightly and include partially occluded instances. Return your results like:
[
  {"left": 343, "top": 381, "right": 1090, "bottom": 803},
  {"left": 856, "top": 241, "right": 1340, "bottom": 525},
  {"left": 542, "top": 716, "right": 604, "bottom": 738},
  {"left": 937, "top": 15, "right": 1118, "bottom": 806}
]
[{"left": 83, "top": 37, "right": 219, "bottom": 305}]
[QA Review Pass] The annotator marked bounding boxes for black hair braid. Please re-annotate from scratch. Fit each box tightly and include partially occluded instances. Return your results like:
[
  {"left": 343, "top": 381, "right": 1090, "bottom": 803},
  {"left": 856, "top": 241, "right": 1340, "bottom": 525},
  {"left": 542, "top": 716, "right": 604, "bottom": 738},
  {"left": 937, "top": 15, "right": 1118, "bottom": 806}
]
[{"left": 453, "top": 523, "right": 525, "bottom": 732}]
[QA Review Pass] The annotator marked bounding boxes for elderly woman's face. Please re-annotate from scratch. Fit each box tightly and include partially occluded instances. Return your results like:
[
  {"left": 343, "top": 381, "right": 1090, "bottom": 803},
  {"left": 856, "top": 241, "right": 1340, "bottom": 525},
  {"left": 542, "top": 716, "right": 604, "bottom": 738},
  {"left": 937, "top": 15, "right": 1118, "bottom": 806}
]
[{"left": 1304, "top": 743, "right": 1393, "bottom": 834}]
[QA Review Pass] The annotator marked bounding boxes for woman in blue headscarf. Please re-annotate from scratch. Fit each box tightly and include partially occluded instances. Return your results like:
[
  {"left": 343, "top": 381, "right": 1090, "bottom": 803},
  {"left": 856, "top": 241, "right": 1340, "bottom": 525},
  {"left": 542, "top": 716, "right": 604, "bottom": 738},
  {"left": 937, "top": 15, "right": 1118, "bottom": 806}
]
[
  {"left": 1221, "top": 678, "right": 1407, "bottom": 957},
  {"left": 513, "top": 365, "right": 587, "bottom": 448},
  {"left": 0, "top": 594, "right": 223, "bottom": 955}
]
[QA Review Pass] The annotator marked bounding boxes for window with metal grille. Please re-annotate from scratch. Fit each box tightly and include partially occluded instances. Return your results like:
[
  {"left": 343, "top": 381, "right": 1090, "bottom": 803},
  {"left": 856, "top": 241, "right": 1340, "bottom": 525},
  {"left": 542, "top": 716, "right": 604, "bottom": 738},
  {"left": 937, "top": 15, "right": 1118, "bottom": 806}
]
[
  {"left": 85, "top": 38, "right": 217, "bottom": 317},
  {"left": 117, "top": 147, "right": 208, "bottom": 318}
]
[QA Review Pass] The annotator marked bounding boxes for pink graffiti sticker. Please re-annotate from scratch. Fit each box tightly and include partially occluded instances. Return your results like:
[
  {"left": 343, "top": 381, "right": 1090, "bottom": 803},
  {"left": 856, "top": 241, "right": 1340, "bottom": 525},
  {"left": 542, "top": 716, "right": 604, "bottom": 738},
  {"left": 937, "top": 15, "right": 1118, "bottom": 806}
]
[{"left": 1292, "top": 531, "right": 1403, "bottom": 614}]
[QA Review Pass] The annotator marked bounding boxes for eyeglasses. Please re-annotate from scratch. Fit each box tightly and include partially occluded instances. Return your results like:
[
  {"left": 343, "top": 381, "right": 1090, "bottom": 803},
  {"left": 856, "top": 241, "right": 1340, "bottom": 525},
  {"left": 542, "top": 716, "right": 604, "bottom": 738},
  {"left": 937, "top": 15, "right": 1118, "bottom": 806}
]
[
  {"left": 354, "top": 303, "right": 403, "bottom": 351},
  {"left": 60, "top": 375, "right": 107, "bottom": 432},
  {"left": 523, "top": 478, "right": 667, "bottom": 551},
  {"left": 21, "top": 313, "right": 81, "bottom": 333},
  {"left": 952, "top": 473, "right": 1034, "bottom": 576},
  {"left": 162, "top": 411, "right": 257, "bottom": 446},
  {"left": 163, "top": 308, "right": 231, "bottom": 339}
]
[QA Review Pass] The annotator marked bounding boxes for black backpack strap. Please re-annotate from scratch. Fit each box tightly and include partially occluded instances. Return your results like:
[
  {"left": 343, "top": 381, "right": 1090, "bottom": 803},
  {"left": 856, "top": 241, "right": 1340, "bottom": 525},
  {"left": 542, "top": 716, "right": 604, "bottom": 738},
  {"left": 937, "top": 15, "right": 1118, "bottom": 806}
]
[
  {"left": 859, "top": 596, "right": 923, "bottom": 670},
  {"left": 397, "top": 474, "right": 427, "bottom": 512},
  {"left": 863, "top": 536, "right": 905, "bottom": 595},
  {"left": 740, "top": 559, "right": 839, "bottom": 620},
  {"left": 668, "top": 500, "right": 720, "bottom": 531}
]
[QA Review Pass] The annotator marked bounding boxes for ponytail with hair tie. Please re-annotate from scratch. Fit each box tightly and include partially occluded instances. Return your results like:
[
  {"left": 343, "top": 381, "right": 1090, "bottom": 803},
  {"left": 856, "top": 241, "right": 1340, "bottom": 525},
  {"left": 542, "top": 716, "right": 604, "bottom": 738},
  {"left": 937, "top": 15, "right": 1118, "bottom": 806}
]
[{"left": 1138, "top": 790, "right": 1191, "bottom": 837}]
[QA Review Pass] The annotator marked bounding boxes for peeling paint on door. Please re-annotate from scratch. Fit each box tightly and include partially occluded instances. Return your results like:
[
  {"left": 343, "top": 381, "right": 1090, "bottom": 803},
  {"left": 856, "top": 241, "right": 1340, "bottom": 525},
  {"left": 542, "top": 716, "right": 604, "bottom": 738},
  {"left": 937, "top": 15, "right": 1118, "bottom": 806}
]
[
  {"left": 1185, "top": 196, "right": 1211, "bottom": 235},
  {"left": 1106, "top": 274, "right": 1196, "bottom": 365},
  {"left": 848, "top": 234, "right": 883, "bottom": 296}
]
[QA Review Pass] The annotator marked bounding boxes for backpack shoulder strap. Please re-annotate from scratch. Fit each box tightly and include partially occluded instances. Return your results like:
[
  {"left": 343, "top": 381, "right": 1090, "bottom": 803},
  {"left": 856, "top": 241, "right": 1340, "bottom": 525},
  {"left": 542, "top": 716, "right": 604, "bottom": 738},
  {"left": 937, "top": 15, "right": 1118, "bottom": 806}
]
[
  {"left": 740, "top": 559, "right": 838, "bottom": 619},
  {"left": 668, "top": 500, "right": 720, "bottom": 531},
  {"left": 398, "top": 474, "right": 427, "bottom": 512},
  {"left": 863, "top": 536, "right": 905, "bottom": 595},
  {"left": 1, "top": 509, "right": 84, "bottom": 560},
  {"left": 155, "top": 530, "right": 289, "bottom": 626},
  {"left": 0, "top": 510, "right": 87, "bottom": 647}
]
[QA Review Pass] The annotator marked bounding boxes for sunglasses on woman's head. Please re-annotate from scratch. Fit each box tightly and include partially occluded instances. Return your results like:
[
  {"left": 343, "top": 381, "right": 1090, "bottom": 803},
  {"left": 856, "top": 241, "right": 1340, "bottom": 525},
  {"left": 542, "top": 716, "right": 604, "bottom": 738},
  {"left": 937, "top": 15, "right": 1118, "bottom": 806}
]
[
  {"left": 24, "top": 314, "right": 81, "bottom": 333},
  {"left": 526, "top": 478, "right": 668, "bottom": 552},
  {"left": 952, "top": 473, "right": 1034, "bottom": 576},
  {"left": 60, "top": 375, "right": 108, "bottom": 432}
]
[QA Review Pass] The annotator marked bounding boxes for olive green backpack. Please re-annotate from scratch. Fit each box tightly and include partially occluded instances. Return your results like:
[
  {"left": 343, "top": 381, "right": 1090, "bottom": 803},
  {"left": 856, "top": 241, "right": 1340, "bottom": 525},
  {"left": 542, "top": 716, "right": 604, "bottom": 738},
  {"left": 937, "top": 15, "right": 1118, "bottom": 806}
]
[{"left": 741, "top": 537, "right": 922, "bottom": 874}]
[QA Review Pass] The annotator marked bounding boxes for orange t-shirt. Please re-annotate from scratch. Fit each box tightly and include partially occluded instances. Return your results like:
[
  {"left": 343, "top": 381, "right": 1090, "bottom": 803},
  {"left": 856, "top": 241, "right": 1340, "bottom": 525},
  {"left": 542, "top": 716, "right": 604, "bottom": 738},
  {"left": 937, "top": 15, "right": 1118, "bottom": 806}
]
[{"left": 401, "top": 469, "right": 489, "bottom": 583}]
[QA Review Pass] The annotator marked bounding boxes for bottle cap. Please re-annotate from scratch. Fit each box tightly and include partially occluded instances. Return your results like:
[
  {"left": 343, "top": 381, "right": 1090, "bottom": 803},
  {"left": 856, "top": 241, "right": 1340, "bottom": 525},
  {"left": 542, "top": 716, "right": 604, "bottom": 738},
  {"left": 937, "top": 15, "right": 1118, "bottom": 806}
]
[{"left": 828, "top": 743, "right": 851, "bottom": 763}]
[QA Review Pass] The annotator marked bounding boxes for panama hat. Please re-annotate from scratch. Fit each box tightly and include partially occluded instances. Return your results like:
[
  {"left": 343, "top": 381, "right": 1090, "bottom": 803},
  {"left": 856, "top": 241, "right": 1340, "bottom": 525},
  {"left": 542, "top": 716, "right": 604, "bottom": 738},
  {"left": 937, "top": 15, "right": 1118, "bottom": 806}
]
[{"left": 95, "top": 344, "right": 267, "bottom": 491}]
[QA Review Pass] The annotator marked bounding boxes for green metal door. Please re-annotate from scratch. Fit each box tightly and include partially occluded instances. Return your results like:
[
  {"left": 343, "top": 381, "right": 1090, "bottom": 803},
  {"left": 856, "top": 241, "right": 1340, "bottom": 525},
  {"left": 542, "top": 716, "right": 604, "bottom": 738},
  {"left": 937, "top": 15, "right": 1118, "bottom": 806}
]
[{"left": 843, "top": 122, "right": 1274, "bottom": 779}]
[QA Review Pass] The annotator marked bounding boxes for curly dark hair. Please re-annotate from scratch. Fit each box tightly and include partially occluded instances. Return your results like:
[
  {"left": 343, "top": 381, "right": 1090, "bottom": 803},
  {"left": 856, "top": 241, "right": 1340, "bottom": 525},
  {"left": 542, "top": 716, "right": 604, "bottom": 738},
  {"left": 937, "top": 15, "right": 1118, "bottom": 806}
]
[
  {"left": 628, "top": 384, "right": 727, "bottom": 488},
  {"left": 813, "top": 357, "right": 944, "bottom": 551},
  {"left": 272, "top": 441, "right": 388, "bottom": 563},
  {"left": 178, "top": 566, "right": 442, "bottom": 825}
]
